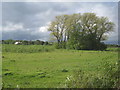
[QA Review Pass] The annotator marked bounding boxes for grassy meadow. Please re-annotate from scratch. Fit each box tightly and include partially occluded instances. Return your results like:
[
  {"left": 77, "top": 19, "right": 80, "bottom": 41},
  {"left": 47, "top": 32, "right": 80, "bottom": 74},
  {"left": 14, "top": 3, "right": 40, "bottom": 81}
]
[{"left": 2, "top": 44, "right": 119, "bottom": 88}]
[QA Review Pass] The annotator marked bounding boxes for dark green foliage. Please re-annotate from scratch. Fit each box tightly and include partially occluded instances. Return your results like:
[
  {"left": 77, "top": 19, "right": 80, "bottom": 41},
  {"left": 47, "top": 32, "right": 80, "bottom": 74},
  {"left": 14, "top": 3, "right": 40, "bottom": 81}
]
[
  {"left": 97, "top": 42, "right": 107, "bottom": 51},
  {"left": 2, "top": 39, "right": 15, "bottom": 44},
  {"left": 54, "top": 42, "right": 66, "bottom": 49},
  {"left": 4, "top": 71, "right": 13, "bottom": 76},
  {"left": 37, "top": 72, "right": 46, "bottom": 78},
  {"left": 22, "top": 40, "right": 29, "bottom": 45},
  {"left": 61, "top": 69, "right": 68, "bottom": 72},
  {"left": 2, "top": 56, "right": 5, "bottom": 58},
  {"left": 44, "top": 41, "right": 49, "bottom": 45},
  {"left": 66, "top": 30, "right": 81, "bottom": 50},
  {"left": 67, "top": 33, "right": 107, "bottom": 50}
]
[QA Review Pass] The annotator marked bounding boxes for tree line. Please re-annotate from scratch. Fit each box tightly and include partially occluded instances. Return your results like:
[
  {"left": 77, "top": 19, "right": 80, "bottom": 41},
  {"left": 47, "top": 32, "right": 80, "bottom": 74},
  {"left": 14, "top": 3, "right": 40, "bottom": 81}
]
[
  {"left": 48, "top": 13, "right": 114, "bottom": 50},
  {"left": 2, "top": 39, "right": 51, "bottom": 45}
]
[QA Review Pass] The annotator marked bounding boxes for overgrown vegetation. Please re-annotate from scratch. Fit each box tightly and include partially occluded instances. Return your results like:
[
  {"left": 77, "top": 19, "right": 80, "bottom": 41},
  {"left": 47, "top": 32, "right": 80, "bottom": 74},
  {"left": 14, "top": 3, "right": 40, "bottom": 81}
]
[
  {"left": 64, "top": 61, "right": 119, "bottom": 88},
  {"left": 2, "top": 44, "right": 54, "bottom": 53}
]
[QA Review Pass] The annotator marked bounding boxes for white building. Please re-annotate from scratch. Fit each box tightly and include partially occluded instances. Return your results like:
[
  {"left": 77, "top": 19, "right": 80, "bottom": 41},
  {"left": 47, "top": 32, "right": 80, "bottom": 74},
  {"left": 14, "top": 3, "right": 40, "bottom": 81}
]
[{"left": 14, "top": 42, "right": 22, "bottom": 45}]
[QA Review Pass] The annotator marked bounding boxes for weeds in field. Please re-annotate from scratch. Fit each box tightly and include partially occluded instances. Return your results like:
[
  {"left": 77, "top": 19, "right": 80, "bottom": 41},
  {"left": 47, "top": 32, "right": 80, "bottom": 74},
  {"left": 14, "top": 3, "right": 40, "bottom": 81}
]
[
  {"left": 64, "top": 61, "right": 119, "bottom": 88},
  {"left": 2, "top": 44, "right": 55, "bottom": 53}
]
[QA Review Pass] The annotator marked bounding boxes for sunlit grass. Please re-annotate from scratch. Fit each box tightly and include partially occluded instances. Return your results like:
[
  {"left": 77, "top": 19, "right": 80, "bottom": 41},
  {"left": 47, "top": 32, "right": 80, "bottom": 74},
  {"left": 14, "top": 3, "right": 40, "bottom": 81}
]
[{"left": 2, "top": 44, "right": 118, "bottom": 88}]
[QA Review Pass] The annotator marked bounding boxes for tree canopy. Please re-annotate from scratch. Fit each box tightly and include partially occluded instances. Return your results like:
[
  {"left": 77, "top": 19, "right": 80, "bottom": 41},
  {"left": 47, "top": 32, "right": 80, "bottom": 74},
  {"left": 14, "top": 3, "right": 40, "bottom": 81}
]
[{"left": 48, "top": 13, "right": 114, "bottom": 50}]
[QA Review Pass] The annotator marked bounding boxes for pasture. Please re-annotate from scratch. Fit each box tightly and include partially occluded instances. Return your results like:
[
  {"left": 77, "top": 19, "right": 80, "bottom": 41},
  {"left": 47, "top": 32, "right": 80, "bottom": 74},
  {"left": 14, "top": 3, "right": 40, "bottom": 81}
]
[{"left": 2, "top": 44, "right": 118, "bottom": 88}]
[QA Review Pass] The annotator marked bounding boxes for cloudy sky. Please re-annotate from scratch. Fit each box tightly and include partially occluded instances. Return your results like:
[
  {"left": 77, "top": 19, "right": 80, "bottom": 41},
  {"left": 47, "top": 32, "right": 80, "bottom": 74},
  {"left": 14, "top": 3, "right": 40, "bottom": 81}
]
[{"left": 1, "top": 1, "right": 118, "bottom": 44}]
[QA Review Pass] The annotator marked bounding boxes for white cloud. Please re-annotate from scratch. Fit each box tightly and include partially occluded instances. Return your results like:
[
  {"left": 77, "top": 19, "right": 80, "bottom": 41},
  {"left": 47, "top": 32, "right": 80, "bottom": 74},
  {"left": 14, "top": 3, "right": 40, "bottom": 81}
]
[
  {"left": 38, "top": 26, "right": 48, "bottom": 32},
  {"left": 37, "top": 22, "right": 51, "bottom": 33},
  {"left": 76, "top": 3, "right": 117, "bottom": 21},
  {"left": 3, "top": 22, "right": 24, "bottom": 32}
]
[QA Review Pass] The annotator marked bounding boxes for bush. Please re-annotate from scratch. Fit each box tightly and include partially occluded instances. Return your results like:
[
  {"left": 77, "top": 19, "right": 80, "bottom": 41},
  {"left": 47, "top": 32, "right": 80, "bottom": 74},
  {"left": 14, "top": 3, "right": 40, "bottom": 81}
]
[
  {"left": 66, "top": 35, "right": 107, "bottom": 50},
  {"left": 54, "top": 43, "right": 60, "bottom": 49},
  {"left": 97, "top": 42, "right": 107, "bottom": 51},
  {"left": 54, "top": 42, "right": 66, "bottom": 49}
]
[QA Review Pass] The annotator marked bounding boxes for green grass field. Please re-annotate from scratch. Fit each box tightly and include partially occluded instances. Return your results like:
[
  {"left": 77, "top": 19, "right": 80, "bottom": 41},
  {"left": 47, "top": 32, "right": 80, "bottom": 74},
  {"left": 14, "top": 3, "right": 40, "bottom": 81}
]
[{"left": 2, "top": 44, "right": 118, "bottom": 88}]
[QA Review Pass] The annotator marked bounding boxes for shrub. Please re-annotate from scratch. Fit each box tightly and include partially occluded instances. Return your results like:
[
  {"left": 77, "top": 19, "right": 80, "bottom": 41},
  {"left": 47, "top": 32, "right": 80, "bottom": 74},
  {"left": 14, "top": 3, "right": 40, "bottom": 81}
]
[
  {"left": 97, "top": 42, "right": 107, "bottom": 51},
  {"left": 54, "top": 42, "right": 66, "bottom": 49}
]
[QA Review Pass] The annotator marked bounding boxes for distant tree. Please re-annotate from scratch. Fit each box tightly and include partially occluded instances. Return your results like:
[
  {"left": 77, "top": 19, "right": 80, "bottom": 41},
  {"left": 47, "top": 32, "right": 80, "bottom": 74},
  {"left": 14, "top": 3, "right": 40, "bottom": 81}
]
[
  {"left": 27, "top": 40, "right": 34, "bottom": 45},
  {"left": 2, "top": 40, "right": 5, "bottom": 44},
  {"left": 3, "top": 39, "right": 15, "bottom": 44},
  {"left": 22, "top": 40, "right": 28, "bottom": 45},
  {"left": 44, "top": 41, "right": 49, "bottom": 45},
  {"left": 39, "top": 41, "right": 44, "bottom": 45},
  {"left": 34, "top": 40, "right": 40, "bottom": 45}
]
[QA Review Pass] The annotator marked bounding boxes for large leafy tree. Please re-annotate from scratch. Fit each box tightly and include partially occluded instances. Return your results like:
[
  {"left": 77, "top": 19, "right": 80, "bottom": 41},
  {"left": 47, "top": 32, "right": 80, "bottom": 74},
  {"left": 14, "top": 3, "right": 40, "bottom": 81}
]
[
  {"left": 48, "top": 15, "right": 68, "bottom": 47},
  {"left": 48, "top": 13, "right": 114, "bottom": 50}
]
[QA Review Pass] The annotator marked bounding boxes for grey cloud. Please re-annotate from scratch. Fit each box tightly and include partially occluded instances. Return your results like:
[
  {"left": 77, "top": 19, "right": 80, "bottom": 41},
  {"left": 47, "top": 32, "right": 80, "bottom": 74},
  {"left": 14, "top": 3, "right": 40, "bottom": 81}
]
[
  {"left": 2, "top": 2, "right": 70, "bottom": 28},
  {"left": 2, "top": 29, "right": 50, "bottom": 41}
]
